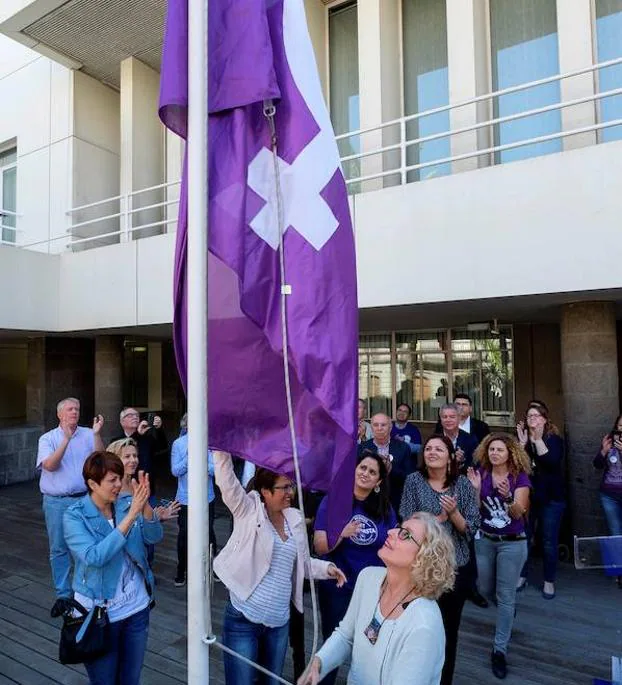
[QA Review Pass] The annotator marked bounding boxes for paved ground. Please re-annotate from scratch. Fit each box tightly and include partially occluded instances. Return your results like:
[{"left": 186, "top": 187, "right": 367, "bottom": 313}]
[{"left": 0, "top": 479, "right": 620, "bottom": 684}]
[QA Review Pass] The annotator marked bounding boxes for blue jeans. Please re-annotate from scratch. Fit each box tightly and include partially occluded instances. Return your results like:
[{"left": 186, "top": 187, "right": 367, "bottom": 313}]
[
  {"left": 317, "top": 581, "right": 354, "bottom": 685},
  {"left": 476, "top": 536, "right": 528, "bottom": 654},
  {"left": 522, "top": 500, "right": 565, "bottom": 583},
  {"left": 222, "top": 601, "right": 289, "bottom": 685},
  {"left": 600, "top": 492, "right": 622, "bottom": 536},
  {"left": 42, "top": 494, "right": 80, "bottom": 598},
  {"left": 85, "top": 606, "right": 150, "bottom": 685}
]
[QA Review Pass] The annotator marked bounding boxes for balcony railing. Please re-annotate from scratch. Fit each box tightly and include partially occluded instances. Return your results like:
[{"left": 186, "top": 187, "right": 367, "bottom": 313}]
[
  {"left": 337, "top": 56, "right": 622, "bottom": 192},
  {"left": 5, "top": 57, "right": 622, "bottom": 252}
]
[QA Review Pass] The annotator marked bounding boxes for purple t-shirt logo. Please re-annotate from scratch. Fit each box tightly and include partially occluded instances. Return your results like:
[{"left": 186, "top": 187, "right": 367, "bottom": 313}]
[{"left": 350, "top": 514, "right": 379, "bottom": 545}]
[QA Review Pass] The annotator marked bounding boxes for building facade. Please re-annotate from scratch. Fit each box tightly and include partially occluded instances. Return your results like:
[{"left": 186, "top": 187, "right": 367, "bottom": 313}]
[{"left": 1, "top": 0, "right": 622, "bottom": 536}]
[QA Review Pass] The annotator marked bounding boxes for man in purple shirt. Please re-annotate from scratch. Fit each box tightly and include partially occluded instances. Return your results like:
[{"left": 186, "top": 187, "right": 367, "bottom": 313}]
[{"left": 37, "top": 397, "right": 104, "bottom": 614}]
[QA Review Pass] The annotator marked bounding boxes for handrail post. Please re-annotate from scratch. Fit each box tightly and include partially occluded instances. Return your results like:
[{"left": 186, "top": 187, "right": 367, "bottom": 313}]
[{"left": 400, "top": 118, "right": 407, "bottom": 186}]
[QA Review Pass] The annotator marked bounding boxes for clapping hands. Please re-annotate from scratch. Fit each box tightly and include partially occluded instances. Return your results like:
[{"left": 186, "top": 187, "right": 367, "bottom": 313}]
[{"left": 153, "top": 500, "right": 181, "bottom": 521}]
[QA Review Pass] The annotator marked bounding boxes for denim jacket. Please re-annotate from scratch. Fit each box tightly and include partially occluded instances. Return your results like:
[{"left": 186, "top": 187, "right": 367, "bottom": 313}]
[{"left": 63, "top": 493, "right": 163, "bottom": 600}]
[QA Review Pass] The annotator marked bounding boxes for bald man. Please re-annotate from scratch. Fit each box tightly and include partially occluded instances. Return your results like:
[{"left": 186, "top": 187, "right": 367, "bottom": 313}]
[{"left": 358, "top": 412, "right": 417, "bottom": 515}]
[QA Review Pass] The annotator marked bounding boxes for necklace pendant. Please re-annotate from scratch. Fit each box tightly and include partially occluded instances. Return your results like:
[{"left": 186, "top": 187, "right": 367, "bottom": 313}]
[{"left": 364, "top": 615, "right": 381, "bottom": 645}]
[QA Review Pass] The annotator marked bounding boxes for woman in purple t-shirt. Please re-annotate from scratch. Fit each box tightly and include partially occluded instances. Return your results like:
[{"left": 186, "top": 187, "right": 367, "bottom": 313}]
[
  {"left": 314, "top": 450, "right": 396, "bottom": 685},
  {"left": 467, "top": 433, "right": 531, "bottom": 680},
  {"left": 594, "top": 414, "right": 622, "bottom": 588}
]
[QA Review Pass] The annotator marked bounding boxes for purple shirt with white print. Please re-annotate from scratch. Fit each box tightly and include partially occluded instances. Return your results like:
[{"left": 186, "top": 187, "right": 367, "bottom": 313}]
[{"left": 478, "top": 469, "right": 531, "bottom": 536}]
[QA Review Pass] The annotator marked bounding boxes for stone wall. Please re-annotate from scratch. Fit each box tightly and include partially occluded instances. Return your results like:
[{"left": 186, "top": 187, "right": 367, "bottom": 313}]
[{"left": 0, "top": 425, "right": 42, "bottom": 486}]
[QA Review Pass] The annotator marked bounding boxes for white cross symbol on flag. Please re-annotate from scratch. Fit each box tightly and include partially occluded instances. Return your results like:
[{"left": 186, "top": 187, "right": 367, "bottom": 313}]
[{"left": 247, "top": 0, "right": 343, "bottom": 252}]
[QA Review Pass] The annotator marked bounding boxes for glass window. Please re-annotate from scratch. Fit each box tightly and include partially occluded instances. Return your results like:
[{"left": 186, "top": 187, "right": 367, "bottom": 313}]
[
  {"left": 123, "top": 342, "right": 149, "bottom": 408},
  {"left": 359, "top": 334, "right": 392, "bottom": 418},
  {"left": 359, "top": 327, "right": 514, "bottom": 425},
  {"left": 595, "top": 0, "right": 622, "bottom": 142},
  {"left": 0, "top": 147, "right": 17, "bottom": 244},
  {"left": 329, "top": 2, "right": 360, "bottom": 188},
  {"left": 402, "top": 0, "right": 450, "bottom": 182},
  {"left": 490, "top": 0, "right": 561, "bottom": 163}
]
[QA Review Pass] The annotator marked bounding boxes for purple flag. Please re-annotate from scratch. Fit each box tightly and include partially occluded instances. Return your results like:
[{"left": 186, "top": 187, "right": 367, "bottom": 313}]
[{"left": 159, "top": 0, "right": 358, "bottom": 543}]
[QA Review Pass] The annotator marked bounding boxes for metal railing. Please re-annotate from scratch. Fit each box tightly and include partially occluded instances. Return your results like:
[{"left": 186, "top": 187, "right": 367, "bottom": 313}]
[
  {"left": 17, "top": 181, "right": 181, "bottom": 252},
  {"left": 336, "top": 56, "right": 622, "bottom": 190},
  {"left": 8, "top": 57, "right": 622, "bottom": 251}
]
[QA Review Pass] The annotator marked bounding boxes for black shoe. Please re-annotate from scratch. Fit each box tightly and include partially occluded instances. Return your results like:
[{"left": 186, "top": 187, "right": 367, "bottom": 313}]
[
  {"left": 491, "top": 650, "right": 507, "bottom": 679},
  {"left": 468, "top": 589, "right": 489, "bottom": 608},
  {"left": 174, "top": 575, "right": 186, "bottom": 587}
]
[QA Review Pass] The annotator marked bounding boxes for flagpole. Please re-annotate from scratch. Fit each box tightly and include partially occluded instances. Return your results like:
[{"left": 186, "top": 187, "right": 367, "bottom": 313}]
[{"left": 187, "top": 0, "right": 210, "bottom": 683}]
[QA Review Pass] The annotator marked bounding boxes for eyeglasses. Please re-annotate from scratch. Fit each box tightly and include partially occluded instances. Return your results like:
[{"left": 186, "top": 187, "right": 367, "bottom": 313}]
[
  {"left": 273, "top": 483, "right": 296, "bottom": 493},
  {"left": 122, "top": 411, "right": 140, "bottom": 419},
  {"left": 526, "top": 412, "right": 542, "bottom": 419},
  {"left": 396, "top": 525, "right": 421, "bottom": 547}
]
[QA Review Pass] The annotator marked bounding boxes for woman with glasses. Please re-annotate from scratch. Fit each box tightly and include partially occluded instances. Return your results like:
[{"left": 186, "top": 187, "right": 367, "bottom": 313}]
[
  {"left": 467, "top": 433, "right": 531, "bottom": 679},
  {"left": 399, "top": 435, "right": 480, "bottom": 685},
  {"left": 313, "top": 449, "right": 396, "bottom": 685},
  {"left": 516, "top": 402, "right": 565, "bottom": 599},
  {"left": 298, "top": 512, "right": 454, "bottom": 685},
  {"left": 212, "top": 451, "right": 346, "bottom": 685}
]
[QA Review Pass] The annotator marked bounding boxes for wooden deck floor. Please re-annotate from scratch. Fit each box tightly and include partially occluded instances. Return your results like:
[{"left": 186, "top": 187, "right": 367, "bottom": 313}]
[{"left": 0, "top": 480, "right": 619, "bottom": 684}]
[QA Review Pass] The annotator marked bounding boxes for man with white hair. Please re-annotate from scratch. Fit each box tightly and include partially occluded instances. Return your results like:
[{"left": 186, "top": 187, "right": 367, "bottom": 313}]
[
  {"left": 37, "top": 397, "right": 104, "bottom": 614},
  {"left": 359, "top": 412, "right": 417, "bottom": 514}
]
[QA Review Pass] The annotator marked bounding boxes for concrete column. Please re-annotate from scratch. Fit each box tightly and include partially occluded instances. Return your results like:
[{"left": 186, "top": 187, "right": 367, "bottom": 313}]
[
  {"left": 120, "top": 57, "right": 165, "bottom": 241},
  {"left": 26, "top": 337, "right": 45, "bottom": 426},
  {"left": 304, "top": 0, "right": 328, "bottom": 100},
  {"left": 446, "top": 0, "right": 491, "bottom": 173},
  {"left": 556, "top": 0, "right": 597, "bottom": 150},
  {"left": 561, "top": 302, "right": 619, "bottom": 535},
  {"left": 357, "top": 0, "right": 401, "bottom": 190},
  {"left": 95, "top": 336, "right": 124, "bottom": 444}
]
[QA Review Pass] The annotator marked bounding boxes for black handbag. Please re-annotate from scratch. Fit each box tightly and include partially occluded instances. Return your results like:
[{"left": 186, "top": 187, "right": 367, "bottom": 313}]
[{"left": 59, "top": 599, "right": 110, "bottom": 665}]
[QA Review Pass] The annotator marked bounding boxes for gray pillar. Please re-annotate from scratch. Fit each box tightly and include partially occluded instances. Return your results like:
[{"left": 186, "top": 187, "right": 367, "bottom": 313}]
[
  {"left": 95, "top": 336, "right": 124, "bottom": 445},
  {"left": 26, "top": 337, "right": 45, "bottom": 426},
  {"left": 561, "top": 302, "right": 619, "bottom": 536}
]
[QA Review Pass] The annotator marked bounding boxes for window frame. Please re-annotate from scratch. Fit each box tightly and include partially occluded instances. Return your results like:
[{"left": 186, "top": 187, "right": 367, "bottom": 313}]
[{"left": 0, "top": 145, "right": 17, "bottom": 245}]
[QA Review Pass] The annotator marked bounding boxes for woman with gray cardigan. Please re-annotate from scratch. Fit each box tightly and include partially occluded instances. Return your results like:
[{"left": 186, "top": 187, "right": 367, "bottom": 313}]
[{"left": 298, "top": 512, "right": 455, "bottom": 685}]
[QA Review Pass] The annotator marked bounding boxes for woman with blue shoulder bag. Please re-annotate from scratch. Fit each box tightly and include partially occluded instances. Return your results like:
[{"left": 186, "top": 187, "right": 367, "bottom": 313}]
[{"left": 63, "top": 451, "right": 163, "bottom": 684}]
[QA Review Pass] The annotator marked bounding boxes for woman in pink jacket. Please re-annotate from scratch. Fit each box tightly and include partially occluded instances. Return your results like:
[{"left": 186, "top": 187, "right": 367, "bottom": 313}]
[{"left": 213, "top": 451, "right": 346, "bottom": 685}]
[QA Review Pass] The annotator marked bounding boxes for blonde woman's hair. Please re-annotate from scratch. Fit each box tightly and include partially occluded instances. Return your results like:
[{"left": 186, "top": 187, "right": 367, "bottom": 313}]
[
  {"left": 408, "top": 512, "right": 456, "bottom": 600},
  {"left": 107, "top": 437, "right": 138, "bottom": 457},
  {"left": 474, "top": 432, "right": 531, "bottom": 475}
]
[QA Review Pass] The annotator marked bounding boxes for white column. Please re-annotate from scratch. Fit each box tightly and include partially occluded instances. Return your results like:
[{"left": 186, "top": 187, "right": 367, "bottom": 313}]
[
  {"left": 120, "top": 57, "right": 165, "bottom": 241},
  {"left": 556, "top": 0, "right": 597, "bottom": 151},
  {"left": 357, "top": 0, "right": 400, "bottom": 190},
  {"left": 446, "top": 0, "right": 490, "bottom": 173},
  {"left": 304, "top": 0, "right": 328, "bottom": 100}
]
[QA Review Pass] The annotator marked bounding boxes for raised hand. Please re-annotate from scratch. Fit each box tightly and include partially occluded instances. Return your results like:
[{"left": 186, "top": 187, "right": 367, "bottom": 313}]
[
  {"left": 466, "top": 467, "right": 481, "bottom": 491},
  {"left": 129, "top": 471, "right": 150, "bottom": 515},
  {"left": 516, "top": 421, "right": 528, "bottom": 446},
  {"left": 601, "top": 434, "right": 613, "bottom": 456},
  {"left": 153, "top": 415, "right": 163, "bottom": 429},
  {"left": 137, "top": 420, "right": 151, "bottom": 436},
  {"left": 154, "top": 500, "right": 181, "bottom": 521},
  {"left": 439, "top": 494, "right": 458, "bottom": 515},
  {"left": 341, "top": 518, "right": 362, "bottom": 540},
  {"left": 92, "top": 414, "right": 104, "bottom": 434},
  {"left": 497, "top": 478, "right": 511, "bottom": 500},
  {"left": 455, "top": 447, "right": 465, "bottom": 463}
]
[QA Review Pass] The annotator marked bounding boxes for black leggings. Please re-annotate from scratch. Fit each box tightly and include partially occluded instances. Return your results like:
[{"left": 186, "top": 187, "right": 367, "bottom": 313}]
[{"left": 437, "top": 564, "right": 469, "bottom": 685}]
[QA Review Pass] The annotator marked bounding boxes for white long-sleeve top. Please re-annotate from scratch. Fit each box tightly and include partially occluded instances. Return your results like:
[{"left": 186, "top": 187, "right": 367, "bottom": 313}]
[{"left": 316, "top": 567, "right": 445, "bottom": 685}]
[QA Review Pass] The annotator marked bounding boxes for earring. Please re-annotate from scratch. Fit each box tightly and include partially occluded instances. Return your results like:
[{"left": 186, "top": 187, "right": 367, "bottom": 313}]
[{"left": 374, "top": 485, "right": 380, "bottom": 494}]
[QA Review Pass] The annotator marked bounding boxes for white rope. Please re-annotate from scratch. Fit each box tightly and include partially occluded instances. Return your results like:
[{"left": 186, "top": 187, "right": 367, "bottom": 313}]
[
  {"left": 266, "top": 98, "right": 321, "bottom": 681},
  {"left": 202, "top": 100, "right": 322, "bottom": 684}
]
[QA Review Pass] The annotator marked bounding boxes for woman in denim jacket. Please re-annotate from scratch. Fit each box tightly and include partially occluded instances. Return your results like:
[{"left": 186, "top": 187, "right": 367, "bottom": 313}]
[{"left": 63, "top": 451, "right": 163, "bottom": 685}]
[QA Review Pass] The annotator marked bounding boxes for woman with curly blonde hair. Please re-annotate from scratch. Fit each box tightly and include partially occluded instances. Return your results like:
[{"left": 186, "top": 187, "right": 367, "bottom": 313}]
[
  {"left": 467, "top": 433, "right": 531, "bottom": 680},
  {"left": 299, "top": 512, "right": 455, "bottom": 685}
]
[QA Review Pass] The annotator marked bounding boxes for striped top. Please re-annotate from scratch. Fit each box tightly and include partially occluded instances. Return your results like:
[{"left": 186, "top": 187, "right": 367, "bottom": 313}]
[{"left": 230, "top": 518, "right": 297, "bottom": 628}]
